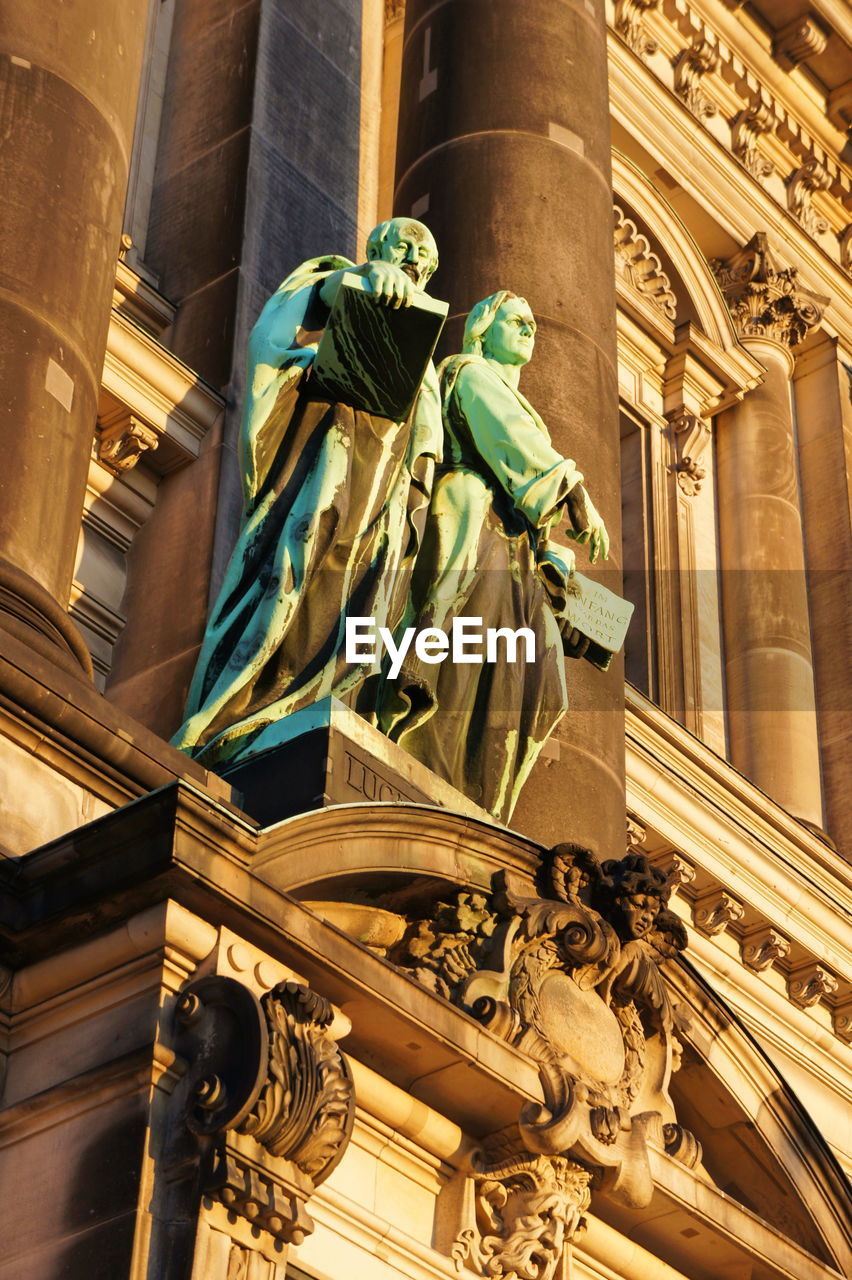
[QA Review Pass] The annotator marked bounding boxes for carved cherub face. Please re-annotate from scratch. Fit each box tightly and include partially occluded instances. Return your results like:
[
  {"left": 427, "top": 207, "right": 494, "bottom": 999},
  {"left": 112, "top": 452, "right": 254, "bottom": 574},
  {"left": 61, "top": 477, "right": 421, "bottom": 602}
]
[
  {"left": 368, "top": 217, "right": 438, "bottom": 290},
  {"left": 619, "top": 891, "right": 660, "bottom": 940},
  {"left": 482, "top": 297, "right": 537, "bottom": 367}
]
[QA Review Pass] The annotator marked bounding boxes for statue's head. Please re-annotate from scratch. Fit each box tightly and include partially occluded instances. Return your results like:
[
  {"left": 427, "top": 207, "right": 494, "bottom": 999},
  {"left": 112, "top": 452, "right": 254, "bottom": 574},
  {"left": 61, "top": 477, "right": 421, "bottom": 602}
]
[
  {"left": 366, "top": 217, "right": 438, "bottom": 290},
  {"left": 462, "top": 291, "right": 537, "bottom": 367},
  {"left": 598, "top": 853, "right": 672, "bottom": 941}
]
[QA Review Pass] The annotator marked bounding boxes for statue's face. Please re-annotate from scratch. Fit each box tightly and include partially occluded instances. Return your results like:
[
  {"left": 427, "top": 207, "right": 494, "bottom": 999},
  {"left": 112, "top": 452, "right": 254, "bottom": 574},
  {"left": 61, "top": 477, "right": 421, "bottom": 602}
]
[
  {"left": 482, "top": 298, "right": 537, "bottom": 366},
  {"left": 374, "top": 218, "right": 438, "bottom": 290},
  {"left": 621, "top": 892, "right": 659, "bottom": 939}
]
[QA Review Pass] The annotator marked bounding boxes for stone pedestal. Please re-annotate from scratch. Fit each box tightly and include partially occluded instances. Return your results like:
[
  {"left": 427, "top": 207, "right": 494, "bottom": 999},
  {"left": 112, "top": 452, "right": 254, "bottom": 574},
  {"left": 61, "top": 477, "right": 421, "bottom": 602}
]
[
  {"left": 394, "top": 0, "right": 624, "bottom": 858},
  {"left": 0, "top": 3, "right": 148, "bottom": 674},
  {"left": 221, "top": 698, "right": 494, "bottom": 828}
]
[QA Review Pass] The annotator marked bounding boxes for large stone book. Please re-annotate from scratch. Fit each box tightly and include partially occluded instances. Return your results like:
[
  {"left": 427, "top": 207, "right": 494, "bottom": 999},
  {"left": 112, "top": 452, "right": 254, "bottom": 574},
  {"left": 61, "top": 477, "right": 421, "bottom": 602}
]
[
  {"left": 311, "top": 272, "right": 448, "bottom": 421},
  {"left": 564, "top": 572, "right": 634, "bottom": 671}
]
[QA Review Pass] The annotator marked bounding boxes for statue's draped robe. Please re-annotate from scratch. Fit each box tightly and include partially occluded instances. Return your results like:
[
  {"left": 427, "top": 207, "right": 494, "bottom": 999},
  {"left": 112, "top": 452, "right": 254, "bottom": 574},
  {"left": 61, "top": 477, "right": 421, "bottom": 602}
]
[
  {"left": 172, "top": 255, "right": 442, "bottom": 765},
  {"left": 379, "top": 355, "right": 585, "bottom": 822}
]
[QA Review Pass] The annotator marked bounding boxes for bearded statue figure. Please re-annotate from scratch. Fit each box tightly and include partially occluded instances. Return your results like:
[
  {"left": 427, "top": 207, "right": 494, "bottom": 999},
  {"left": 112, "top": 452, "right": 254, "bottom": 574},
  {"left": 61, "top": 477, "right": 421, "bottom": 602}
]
[
  {"left": 172, "top": 218, "right": 443, "bottom": 766},
  {"left": 378, "top": 291, "right": 609, "bottom": 822}
]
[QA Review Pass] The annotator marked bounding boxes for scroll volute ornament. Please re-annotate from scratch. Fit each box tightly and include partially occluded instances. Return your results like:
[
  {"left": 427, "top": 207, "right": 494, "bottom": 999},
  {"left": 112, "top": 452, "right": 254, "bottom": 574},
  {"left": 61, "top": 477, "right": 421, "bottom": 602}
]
[{"left": 176, "top": 976, "right": 354, "bottom": 1245}]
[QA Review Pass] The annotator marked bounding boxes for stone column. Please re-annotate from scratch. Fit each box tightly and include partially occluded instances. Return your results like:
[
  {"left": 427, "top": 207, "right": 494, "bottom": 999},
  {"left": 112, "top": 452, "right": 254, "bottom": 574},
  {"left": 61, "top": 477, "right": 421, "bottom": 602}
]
[
  {"left": 0, "top": 3, "right": 149, "bottom": 675},
  {"left": 793, "top": 337, "right": 852, "bottom": 854},
  {"left": 394, "top": 0, "right": 624, "bottom": 856},
  {"left": 714, "top": 235, "right": 826, "bottom": 827}
]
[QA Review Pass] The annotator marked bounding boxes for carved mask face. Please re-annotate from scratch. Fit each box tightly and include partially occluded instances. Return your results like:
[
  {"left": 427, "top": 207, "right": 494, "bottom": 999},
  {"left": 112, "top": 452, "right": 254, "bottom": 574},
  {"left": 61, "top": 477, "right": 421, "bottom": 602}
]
[
  {"left": 482, "top": 298, "right": 537, "bottom": 366},
  {"left": 620, "top": 892, "right": 659, "bottom": 939},
  {"left": 374, "top": 218, "right": 438, "bottom": 290}
]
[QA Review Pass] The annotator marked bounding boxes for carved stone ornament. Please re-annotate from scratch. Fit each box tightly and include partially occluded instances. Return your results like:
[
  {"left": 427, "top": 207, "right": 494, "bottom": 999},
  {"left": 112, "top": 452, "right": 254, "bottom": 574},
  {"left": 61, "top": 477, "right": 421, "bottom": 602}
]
[
  {"left": 731, "top": 101, "right": 776, "bottom": 180},
  {"left": 175, "top": 976, "right": 355, "bottom": 1247},
  {"left": 625, "top": 814, "right": 646, "bottom": 850},
  {"left": 673, "top": 37, "right": 719, "bottom": 120},
  {"left": 787, "top": 964, "right": 839, "bottom": 1009},
  {"left": 692, "top": 889, "right": 744, "bottom": 936},
  {"left": 453, "top": 1153, "right": 592, "bottom": 1280},
  {"left": 613, "top": 205, "right": 678, "bottom": 323},
  {"left": 772, "top": 14, "right": 830, "bottom": 72},
  {"left": 832, "top": 1001, "right": 852, "bottom": 1045},
  {"left": 741, "top": 926, "right": 791, "bottom": 972},
  {"left": 96, "top": 412, "right": 159, "bottom": 475},
  {"left": 787, "top": 159, "right": 831, "bottom": 239},
  {"left": 713, "top": 233, "right": 828, "bottom": 348},
  {"left": 841, "top": 225, "right": 852, "bottom": 275},
  {"left": 614, "top": 0, "right": 660, "bottom": 60},
  {"left": 667, "top": 411, "right": 711, "bottom": 497},
  {"left": 390, "top": 846, "right": 699, "bottom": 1213}
]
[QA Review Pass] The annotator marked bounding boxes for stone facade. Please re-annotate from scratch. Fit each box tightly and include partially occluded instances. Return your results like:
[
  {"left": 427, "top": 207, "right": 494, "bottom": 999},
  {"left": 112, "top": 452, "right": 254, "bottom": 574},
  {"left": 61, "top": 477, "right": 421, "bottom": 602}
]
[{"left": 0, "top": 2, "right": 851, "bottom": 1279}]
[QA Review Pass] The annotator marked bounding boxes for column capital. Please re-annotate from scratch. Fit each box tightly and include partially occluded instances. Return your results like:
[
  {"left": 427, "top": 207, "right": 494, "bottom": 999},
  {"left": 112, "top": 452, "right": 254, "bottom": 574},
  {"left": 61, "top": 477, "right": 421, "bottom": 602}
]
[{"left": 713, "top": 233, "right": 828, "bottom": 349}]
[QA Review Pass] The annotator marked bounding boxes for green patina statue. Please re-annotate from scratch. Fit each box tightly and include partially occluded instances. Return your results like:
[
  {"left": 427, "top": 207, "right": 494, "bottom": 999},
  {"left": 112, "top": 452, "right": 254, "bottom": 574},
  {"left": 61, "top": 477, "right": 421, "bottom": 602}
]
[
  {"left": 377, "top": 292, "right": 610, "bottom": 822},
  {"left": 171, "top": 218, "right": 443, "bottom": 764}
]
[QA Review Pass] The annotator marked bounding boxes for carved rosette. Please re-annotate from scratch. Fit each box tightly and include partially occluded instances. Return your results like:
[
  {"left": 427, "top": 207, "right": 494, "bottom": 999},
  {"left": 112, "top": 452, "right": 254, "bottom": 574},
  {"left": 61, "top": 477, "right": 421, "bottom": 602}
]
[
  {"left": 673, "top": 38, "right": 719, "bottom": 120},
  {"left": 391, "top": 845, "right": 699, "bottom": 1221},
  {"left": 713, "top": 233, "right": 827, "bottom": 349},
  {"left": 454, "top": 1154, "right": 592, "bottom": 1280},
  {"left": 176, "top": 977, "right": 355, "bottom": 1249}
]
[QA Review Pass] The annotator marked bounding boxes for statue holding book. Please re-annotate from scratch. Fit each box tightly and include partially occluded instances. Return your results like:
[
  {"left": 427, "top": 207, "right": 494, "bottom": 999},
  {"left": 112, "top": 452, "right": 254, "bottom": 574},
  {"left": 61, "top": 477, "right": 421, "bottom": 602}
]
[
  {"left": 378, "top": 291, "right": 627, "bottom": 822},
  {"left": 172, "top": 218, "right": 447, "bottom": 765}
]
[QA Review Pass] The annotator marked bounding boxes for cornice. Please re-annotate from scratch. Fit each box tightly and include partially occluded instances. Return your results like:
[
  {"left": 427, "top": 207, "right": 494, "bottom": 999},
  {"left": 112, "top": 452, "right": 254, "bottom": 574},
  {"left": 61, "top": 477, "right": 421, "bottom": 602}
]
[
  {"left": 100, "top": 306, "right": 223, "bottom": 475},
  {"left": 608, "top": 35, "right": 852, "bottom": 338},
  {"left": 625, "top": 687, "right": 852, "bottom": 970}
]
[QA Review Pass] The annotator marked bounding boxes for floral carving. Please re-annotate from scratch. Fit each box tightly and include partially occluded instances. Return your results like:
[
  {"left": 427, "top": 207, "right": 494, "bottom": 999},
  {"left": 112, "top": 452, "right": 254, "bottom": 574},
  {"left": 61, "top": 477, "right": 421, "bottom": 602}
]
[{"left": 713, "top": 233, "right": 827, "bottom": 348}]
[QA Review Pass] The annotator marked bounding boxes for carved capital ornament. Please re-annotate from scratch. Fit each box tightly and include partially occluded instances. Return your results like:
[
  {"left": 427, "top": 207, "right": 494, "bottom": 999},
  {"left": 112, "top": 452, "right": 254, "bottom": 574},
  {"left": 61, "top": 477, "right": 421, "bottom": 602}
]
[{"left": 713, "top": 233, "right": 827, "bottom": 348}]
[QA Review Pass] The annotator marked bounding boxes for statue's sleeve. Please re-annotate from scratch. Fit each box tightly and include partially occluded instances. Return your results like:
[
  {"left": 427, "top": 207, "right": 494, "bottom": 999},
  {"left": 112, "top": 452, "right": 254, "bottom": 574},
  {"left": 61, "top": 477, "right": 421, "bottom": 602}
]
[{"left": 453, "top": 362, "right": 584, "bottom": 529}]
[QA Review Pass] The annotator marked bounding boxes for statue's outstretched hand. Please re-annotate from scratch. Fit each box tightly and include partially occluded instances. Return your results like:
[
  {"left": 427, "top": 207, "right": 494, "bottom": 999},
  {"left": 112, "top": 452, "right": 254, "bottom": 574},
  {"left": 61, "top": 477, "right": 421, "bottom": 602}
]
[
  {"left": 587, "top": 507, "right": 610, "bottom": 564},
  {"left": 364, "top": 261, "right": 416, "bottom": 308},
  {"left": 566, "top": 486, "right": 610, "bottom": 563}
]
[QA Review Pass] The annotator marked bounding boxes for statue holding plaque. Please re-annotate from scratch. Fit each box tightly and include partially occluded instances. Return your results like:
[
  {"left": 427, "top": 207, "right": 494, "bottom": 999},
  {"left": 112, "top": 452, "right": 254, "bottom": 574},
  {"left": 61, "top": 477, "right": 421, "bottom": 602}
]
[
  {"left": 378, "top": 292, "right": 631, "bottom": 822},
  {"left": 172, "top": 219, "right": 447, "bottom": 765}
]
